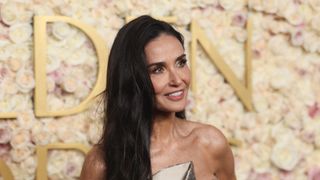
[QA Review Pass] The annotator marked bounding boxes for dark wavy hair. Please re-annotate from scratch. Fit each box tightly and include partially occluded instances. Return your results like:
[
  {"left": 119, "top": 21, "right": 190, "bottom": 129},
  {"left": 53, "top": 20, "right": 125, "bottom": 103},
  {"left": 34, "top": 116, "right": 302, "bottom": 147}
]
[{"left": 100, "top": 15, "right": 185, "bottom": 180}]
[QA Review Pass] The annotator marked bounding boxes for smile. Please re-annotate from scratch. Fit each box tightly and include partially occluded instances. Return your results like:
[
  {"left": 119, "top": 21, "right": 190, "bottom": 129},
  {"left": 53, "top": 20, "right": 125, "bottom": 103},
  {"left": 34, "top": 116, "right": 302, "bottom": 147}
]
[{"left": 165, "top": 90, "right": 184, "bottom": 101}]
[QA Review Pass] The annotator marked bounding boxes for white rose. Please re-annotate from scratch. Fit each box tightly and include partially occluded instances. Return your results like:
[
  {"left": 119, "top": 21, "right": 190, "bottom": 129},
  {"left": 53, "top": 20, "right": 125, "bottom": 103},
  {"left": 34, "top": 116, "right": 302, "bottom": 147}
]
[
  {"left": 8, "top": 58, "right": 22, "bottom": 72},
  {"left": 74, "top": 82, "right": 90, "bottom": 99},
  {"left": 150, "top": 1, "right": 172, "bottom": 16},
  {"left": 10, "top": 94, "right": 31, "bottom": 111},
  {"left": 311, "top": 14, "right": 320, "bottom": 33},
  {"left": 268, "top": 35, "right": 291, "bottom": 56},
  {"left": 46, "top": 54, "right": 62, "bottom": 73},
  {"left": 113, "top": 0, "right": 132, "bottom": 16},
  {"left": 2, "top": 78, "right": 19, "bottom": 95},
  {"left": 301, "top": 4, "right": 314, "bottom": 24},
  {"left": 314, "top": 122, "right": 320, "bottom": 148},
  {"left": 271, "top": 139, "right": 301, "bottom": 171},
  {"left": 250, "top": 144, "right": 272, "bottom": 173},
  {"left": 10, "top": 129, "right": 31, "bottom": 149},
  {"left": 18, "top": 9, "right": 33, "bottom": 24},
  {"left": 8, "top": 163, "right": 34, "bottom": 180},
  {"left": 31, "top": 123, "right": 57, "bottom": 145},
  {"left": 294, "top": 80, "right": 316, "bottom": 106},
  {"left": 108, "top": 15, "right": 124, "bottom": 29},
  {"left": 0, "top": 34, "right": 9, "bottom": 45},
  {"left": 61, "top": 75, "right": 79, "bottom": 93},
  {"left": 0, "top": 2, "right": 19, "bottom": 25},
  {"left": 283, "top": 4, "right": 304, "bottom": 25},
  {"left": 0, "top": 44, "right": 10, "bottom": 61},
  {"left": 61, "top": 95, "right": 80, "bottom": 108},
  {"left": 309, "top": 0, "right": 320, "bottom": 11},
  {"left": 64, "top": 49, "right": 86, "bottom": 65},
  {"left": 16, "top": 111, "right": 36, "bottom": 130},
  {"left": 10, "top": 144, "right": 34, "bottom": 163},
  {"left": 233, "top": 27, "right": 247, "bottom": 43},
  {"left": 47, "top": 94, "right": 64, "bottom": 110},
  {"left": 0, "top": 122, "right": 12, "bottom": 144},
  {"left": 52, "top": 22, "right": 75, "bottom": 40},
  {"left": 57, "top": 127, "right": 87, "bottom": 143},
  {"left": 65, "top": 32, "right": 87, "bottom": 50},
  {"left": 0, "top": 99, "right": 12, "bottom": 113},
  {"left": 20, "top": 156, "right": 37, "bottom": 175},
  {"left": 15, "top": 69, "right": 35, "bottom": 93},
  {"left": 253, "top": 94, "right": 269, "bottom": 113},
  {"left": 271, "top": 124, "right": 293, "bottom": 140},
  {"left": 82, "top": 63, "right": 97, "bottom": 78},
  {"left": 284, "top": 112, "right": 302, "bottom": 131},
  {"left": 303, "top": 31, "right": 319, "bottom": 53},
  {"left": 262, "top": 0, "right": 278, "bottom": 13},
  {"left": 48, "top": 151, "right": 67, "bottom": 179},
  {"left": 9, "top": 43, "right": 32, "bottom": 62},
  {"left": 269, "top": 67, "right": 293, "bottom": 90},
  {"left": 47, "top": 75, "right": 56, "bottom": 93},
  {"left": 87, "top": 123, "right": 102, "bottom": 144},
  {"left": 219, "top": 0, "right": 243, "bottom": 11},
  {"left": 248, "top": 0, "right": 263, "bottom": 11},
  {"left": 9, "top": 23, "right": 32, "bottom": 44},
  {"left": 32, "top": 5, "right": 54, "bottom": 16}
]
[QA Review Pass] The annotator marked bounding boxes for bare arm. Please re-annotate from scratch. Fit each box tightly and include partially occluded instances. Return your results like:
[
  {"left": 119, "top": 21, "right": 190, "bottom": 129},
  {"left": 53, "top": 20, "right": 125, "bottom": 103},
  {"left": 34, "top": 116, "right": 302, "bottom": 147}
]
[
  {"left": 206, "top": 126, "right": 236, "bottom": 180},
  {"left": 214, "top": 139, "right": 236, "bottom": 180},
  {"left": 80, "top": 146, "right": 106, "bottom": 180}
]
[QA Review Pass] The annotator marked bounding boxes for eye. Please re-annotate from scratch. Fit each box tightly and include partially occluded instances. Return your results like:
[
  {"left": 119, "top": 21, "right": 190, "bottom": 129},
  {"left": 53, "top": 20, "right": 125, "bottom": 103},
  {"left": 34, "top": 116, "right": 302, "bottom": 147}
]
[
  {"left": 176, "top": 58, "right": 187, "bottom": 68},
  {"left": 150, "top": 65, "right": 165, "bottom": 74}
]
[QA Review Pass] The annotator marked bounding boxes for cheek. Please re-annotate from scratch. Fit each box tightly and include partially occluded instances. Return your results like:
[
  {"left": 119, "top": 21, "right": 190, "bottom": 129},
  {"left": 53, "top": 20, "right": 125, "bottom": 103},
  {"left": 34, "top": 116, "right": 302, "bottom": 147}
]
[
  {"left": 181, "top": 67, "right": 191, "bottom": 86},
  {"left": 150, "top": 75, "right": 167, "bottom": 94}
]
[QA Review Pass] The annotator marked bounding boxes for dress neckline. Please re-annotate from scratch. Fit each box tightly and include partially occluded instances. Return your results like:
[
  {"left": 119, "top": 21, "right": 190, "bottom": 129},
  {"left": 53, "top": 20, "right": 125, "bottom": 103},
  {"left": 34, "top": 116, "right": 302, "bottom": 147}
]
[{"left": 152, "top": 161, "right": 194, "bottom": 176}]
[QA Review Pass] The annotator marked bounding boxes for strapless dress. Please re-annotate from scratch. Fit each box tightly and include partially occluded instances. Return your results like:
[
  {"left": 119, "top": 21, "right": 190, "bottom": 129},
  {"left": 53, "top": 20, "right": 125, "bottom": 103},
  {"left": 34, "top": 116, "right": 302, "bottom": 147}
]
[{"left": 152, "top": 161, "right": 196, "bottom": 180}]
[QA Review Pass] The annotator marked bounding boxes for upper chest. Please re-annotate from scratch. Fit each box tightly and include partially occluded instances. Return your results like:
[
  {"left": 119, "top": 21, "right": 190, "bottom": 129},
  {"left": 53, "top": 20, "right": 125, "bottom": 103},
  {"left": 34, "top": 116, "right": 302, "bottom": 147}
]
[{"left": 150, "top": 138, "right": 218, "bottom": 179}]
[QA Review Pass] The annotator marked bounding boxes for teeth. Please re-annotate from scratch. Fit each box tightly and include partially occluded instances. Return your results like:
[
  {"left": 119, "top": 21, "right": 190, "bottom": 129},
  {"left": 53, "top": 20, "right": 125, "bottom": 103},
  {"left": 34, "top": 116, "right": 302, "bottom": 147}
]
[{"left": 168, "top": 91, "right": 183, "bottom": 96}]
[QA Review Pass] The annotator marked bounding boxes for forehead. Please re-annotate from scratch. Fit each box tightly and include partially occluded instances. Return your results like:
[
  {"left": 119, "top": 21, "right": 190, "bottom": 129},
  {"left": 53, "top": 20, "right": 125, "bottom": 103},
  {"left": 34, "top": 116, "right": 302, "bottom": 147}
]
[{"left": 144, "top": 34, "right": 184, "bottom": 63}]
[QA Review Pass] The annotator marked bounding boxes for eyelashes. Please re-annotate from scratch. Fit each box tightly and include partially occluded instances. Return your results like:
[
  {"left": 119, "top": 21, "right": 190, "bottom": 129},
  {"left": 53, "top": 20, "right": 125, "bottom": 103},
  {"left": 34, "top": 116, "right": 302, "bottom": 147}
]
[
  {"left": 177, "top": 58, "right": 187, "bottom": 68},
  {"left": 151, "top": 65, "right": 164, "bottom": 74},
  {"left": 148, "top": 58, "right": 188, "bottom": 74}
]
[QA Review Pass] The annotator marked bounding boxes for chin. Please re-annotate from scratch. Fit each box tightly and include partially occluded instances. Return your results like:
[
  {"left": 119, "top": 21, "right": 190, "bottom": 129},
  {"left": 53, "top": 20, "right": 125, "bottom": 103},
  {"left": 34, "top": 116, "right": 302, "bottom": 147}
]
[{"left": 156, "top": 102, "right": 187, "bottom": 113}]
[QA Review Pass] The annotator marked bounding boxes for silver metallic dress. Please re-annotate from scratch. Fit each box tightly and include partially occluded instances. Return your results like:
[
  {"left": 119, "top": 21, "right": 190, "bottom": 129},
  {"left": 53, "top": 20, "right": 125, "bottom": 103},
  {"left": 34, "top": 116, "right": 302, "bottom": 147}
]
[{"left": 152, "top": 161, "right": 196, "bottom": 180}]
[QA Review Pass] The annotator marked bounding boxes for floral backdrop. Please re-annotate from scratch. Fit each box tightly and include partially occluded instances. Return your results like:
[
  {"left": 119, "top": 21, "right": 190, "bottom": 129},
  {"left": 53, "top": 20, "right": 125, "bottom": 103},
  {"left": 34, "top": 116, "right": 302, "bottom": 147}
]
[{"left": 0, "top": 0, "right": 320, "bottom": 179}]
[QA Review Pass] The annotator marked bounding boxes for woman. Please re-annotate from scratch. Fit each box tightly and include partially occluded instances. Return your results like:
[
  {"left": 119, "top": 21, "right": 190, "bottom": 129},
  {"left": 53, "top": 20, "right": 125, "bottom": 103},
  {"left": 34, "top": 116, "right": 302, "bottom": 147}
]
[{"left": 80, "top": 15, "right": 236, "bottom": 180}]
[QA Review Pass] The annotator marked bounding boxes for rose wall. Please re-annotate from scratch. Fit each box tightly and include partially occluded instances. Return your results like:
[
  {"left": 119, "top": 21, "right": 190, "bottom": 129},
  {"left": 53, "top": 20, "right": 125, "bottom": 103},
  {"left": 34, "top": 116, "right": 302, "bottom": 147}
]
[{"left": 0, "top": 0, "right": 320, "bottom": 179}]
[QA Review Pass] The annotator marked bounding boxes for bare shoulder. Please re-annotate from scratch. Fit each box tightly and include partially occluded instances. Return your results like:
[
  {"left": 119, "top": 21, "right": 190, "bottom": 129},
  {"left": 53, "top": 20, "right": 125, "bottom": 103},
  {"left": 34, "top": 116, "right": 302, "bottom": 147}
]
[
  {"left": 80, "top": 145, "right": 106, "bottom": 180},
  {"left": 184, "top": 120, "right": 229, "bottom": 152},
  {"left": 184, "top": 120, "right": 236, "bottom": 180}
]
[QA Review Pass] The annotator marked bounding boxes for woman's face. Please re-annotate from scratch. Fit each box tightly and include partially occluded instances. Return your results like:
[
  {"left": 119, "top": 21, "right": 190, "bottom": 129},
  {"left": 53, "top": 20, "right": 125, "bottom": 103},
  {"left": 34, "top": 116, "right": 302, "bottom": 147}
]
[{"left": 145, "top": 33, "right": 190, "bottom": 113}]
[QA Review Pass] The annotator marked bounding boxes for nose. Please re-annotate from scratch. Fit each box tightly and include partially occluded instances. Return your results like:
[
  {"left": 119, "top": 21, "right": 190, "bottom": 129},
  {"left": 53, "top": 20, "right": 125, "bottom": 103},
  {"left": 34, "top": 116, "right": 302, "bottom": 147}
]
[{"left": 168, "top": 69, "right": 182, "bottom": 86}]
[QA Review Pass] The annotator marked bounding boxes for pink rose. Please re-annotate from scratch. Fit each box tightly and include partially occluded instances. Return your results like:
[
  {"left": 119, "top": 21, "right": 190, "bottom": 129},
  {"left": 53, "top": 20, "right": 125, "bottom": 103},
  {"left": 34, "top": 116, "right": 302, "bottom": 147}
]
[
  {"left": 232, "top": 12, "right": 247, "bottom": 27},
  {"left": 291, "top": 29, "right": 304, "bottom": 46},
  {"left": 308, "top": 166, "right": 320, "bottom": 180},
  {"left": 0, "top": 143, "right": 11, "bottom": 156},
  {"left": 308, "top": 102, "right": 320, "bottom": 118},
  {"left": 0, "top": 123, "right": 11, "bottom": 144}
]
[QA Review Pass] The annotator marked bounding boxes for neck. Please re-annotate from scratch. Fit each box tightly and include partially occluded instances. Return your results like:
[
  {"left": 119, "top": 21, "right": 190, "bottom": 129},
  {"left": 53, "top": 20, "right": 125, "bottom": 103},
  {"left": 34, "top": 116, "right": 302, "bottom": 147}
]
[{"left": 151, "top": 111, "right": 179, "bottom": 145}]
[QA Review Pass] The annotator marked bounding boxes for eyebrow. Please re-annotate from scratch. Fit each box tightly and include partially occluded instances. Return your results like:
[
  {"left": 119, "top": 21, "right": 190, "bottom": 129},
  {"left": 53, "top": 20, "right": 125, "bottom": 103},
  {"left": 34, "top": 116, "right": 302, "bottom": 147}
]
[{"left": 147, "top": 54, "right": 186, "bottom": 67}]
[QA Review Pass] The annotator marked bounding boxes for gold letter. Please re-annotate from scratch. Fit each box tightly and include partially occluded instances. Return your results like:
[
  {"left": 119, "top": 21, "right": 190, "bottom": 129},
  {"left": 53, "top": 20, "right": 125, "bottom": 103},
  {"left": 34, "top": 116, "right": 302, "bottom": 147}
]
[
  {"left": 190, "top": 18, "right": 253, "bottom": 111},
  {"left": 0, "top": 160, "right": 14, "bottom": 180},
  {"left": 34, "top": 16, "right": 108, "bottom": 117},
  {"left": 36, "top": 143, "right": 90, "bottom": 180}
]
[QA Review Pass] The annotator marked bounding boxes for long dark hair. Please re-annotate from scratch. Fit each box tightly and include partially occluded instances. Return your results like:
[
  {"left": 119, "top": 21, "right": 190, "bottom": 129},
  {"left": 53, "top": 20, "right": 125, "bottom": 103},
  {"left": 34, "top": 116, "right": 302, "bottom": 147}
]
[{"left": 100, "top": 15, "right": 185, "bottom": 180}]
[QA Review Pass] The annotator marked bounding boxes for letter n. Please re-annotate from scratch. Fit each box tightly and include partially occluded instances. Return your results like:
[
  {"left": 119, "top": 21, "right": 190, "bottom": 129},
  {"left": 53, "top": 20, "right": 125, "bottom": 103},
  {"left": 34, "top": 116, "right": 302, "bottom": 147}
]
[{"left": 190, "top": 19, "right": 253, "bottom": 111}]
